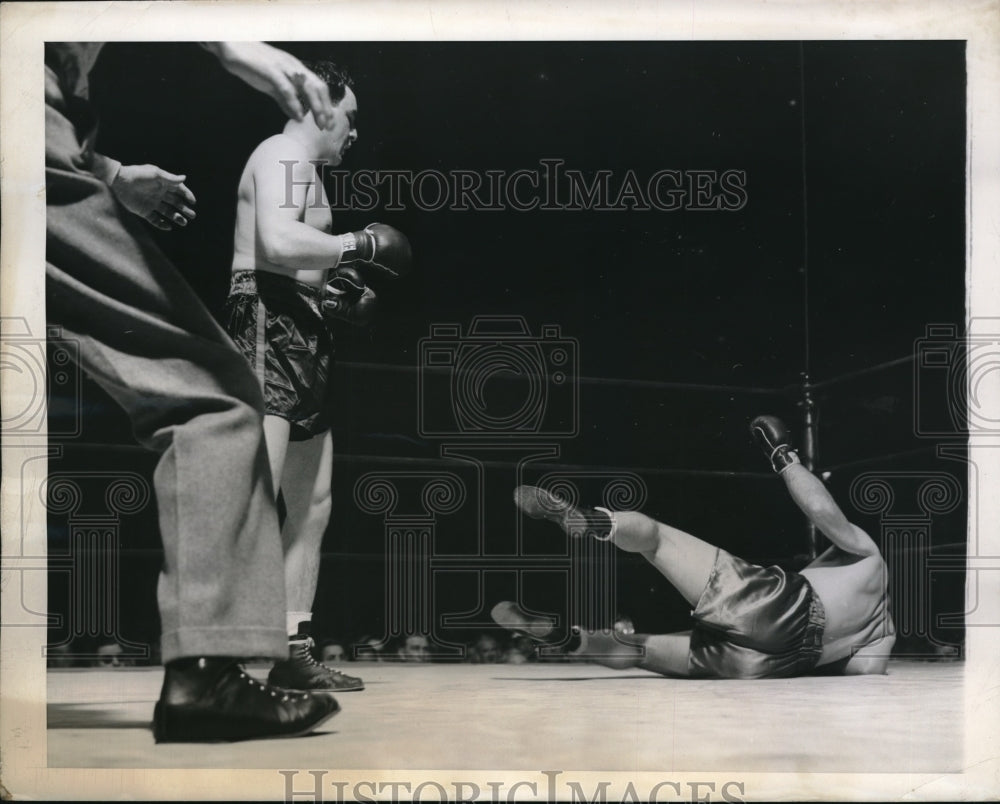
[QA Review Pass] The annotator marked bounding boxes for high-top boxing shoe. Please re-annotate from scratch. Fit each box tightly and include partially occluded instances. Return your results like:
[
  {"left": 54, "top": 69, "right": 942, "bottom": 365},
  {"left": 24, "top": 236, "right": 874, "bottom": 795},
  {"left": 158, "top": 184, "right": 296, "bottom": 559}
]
[
  {"left": 153, "top": 657, "right": 340, "bottom": 743},
  {"left": 489, "top": 601, "right": 583, "bottom": 653},
  {"left": 269, "top": 635, "right": 365, "bottom": 693},
  {"left": 750, "top": 415, "right": 802, "bottom": 474},
  {"left": 513, "top": 485, "right": 615, "bottom": 541}
]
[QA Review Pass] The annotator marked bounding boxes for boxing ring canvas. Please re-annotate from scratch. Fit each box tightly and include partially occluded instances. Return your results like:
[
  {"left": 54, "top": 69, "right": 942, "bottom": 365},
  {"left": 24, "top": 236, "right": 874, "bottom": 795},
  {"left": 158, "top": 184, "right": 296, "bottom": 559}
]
[
  {"left": 2, "top": 2, "right": 999, "bottom": 801},
  {"left": 47, "top": 661, "right": 962, "bottom": 774}
]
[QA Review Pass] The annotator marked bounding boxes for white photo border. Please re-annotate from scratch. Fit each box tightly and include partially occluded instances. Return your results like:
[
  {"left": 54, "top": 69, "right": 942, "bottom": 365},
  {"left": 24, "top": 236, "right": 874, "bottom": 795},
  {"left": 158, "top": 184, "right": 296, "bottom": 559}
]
[{"left": 1, "top": 1, "right": 998, "bottom": 800}]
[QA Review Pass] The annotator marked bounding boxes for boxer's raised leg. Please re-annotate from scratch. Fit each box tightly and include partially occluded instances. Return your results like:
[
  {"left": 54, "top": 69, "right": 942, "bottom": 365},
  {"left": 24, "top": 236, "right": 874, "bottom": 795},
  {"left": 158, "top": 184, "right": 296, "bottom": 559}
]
[
  {"left": 611, "top": 512, "right": 717, "bottom": 607},
  {"left": 515, "top": 486, "right": 717, "bottom": 607}
]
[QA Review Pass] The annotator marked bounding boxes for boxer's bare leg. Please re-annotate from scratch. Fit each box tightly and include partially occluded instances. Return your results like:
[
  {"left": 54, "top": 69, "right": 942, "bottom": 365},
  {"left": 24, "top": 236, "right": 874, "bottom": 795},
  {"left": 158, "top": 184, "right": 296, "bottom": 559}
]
[
  {"left": 636, "top": 633, "right": 692, "bottom": 676},
  {"left": 262, "top": 414, "right": 310, "bottom": 628},
  {"left": 490, "top": 601, "right": 695, "bottom": 677},
  {"left": 611, "top": 512, "right": 717, "bottom": 607},
  {"left": 515, "top": 486, "right": 717, "bottom": 607},
  {"left": 576, "top": 630, "right": 692, "bottom": 676},
  {"left": 280, "top": 431, "right": 333, "bottom": 612},
  {"left": 261, "top": 417, "right": 334, "bottom": 620},
  {"left": 262, "top": 415, "right": 291, "bottom": 490},
  {"left": 266, "top": 426, "right": 363, "bottom": 691}
]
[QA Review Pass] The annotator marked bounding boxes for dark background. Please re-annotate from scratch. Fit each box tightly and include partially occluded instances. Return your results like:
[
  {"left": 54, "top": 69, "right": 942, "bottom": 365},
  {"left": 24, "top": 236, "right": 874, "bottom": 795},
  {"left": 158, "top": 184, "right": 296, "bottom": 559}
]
[{"left": 48, "top": 41, "right": 967, "bottom": 658}]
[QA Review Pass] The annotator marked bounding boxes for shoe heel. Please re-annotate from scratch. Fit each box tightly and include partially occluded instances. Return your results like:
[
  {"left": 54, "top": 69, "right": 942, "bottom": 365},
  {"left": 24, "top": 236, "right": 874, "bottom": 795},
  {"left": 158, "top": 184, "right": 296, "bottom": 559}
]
[{"left": 152, "top": 700, "right": 166, "bottom": 743}]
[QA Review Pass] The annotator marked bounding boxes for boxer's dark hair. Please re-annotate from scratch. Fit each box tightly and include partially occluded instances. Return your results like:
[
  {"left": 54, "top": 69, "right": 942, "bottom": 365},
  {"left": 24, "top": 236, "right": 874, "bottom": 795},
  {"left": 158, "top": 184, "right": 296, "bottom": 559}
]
[{"left": 302, "top": 60, "right": 353, "bottom": 105}]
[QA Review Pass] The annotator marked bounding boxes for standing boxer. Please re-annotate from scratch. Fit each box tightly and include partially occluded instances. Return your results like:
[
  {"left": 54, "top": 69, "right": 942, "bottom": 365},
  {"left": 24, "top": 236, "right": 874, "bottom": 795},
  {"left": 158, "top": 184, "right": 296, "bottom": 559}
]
[
  {"left": 45, "top": 42, "right": 343, "bottom": 742},
  {"left": 493, "top": 416, "right": 896, "bottom": 678},
  {"left": 224, "top": 61, "right": 410, "bottom": 694}
]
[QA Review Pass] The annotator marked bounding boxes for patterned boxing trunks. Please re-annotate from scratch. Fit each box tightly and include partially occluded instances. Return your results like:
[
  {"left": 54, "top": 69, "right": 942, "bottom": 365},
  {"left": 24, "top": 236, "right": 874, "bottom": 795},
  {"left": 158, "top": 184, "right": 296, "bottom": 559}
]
[
  {"left": 225, "top": 270, "right": 333, "bottom": 440},
  {"left": 687, "top": 548, "right": 825, "bottom": 679}
]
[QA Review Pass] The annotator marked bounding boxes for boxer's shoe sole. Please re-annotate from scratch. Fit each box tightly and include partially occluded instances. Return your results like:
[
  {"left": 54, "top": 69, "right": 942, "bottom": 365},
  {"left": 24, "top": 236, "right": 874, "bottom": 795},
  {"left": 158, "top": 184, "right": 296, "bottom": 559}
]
[{"left": 513, "top": 485, "right": 613, "bottom": 540}]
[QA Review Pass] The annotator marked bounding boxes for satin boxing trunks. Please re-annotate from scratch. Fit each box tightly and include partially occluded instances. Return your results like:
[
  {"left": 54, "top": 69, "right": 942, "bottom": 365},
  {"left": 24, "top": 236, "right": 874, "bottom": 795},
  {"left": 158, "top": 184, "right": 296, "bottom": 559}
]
[
  {"left": 687, "top": 548, "right": 825, "bottom": 679},
  {"left": 225, "top": 270, "right": 333, "bottom": 441}
]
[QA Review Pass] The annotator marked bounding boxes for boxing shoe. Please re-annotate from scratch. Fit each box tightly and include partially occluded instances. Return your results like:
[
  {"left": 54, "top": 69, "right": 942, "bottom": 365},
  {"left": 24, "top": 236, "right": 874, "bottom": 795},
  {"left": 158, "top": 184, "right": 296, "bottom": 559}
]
[
  {"left": 490, "top": 601, "right": 558, "bottom": 640},
  {"left": 268, "top": 635, "right": 365, "bottom": 693},
  {"left": 750, "top": 415, "right": 801, "bottom": 474},
  {"left": 153, "top": 657, "right": 339, "bottom": 743},
  {"left": 490, "top": 601, "right": 583, "bottom": 653},
  {"left": 513, "top": 485, "right": 614, "bottom": 540}
]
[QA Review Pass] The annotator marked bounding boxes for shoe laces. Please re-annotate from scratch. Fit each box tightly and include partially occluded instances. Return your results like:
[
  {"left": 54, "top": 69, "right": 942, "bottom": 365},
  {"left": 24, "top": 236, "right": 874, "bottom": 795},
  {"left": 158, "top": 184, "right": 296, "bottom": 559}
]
[
  {"left": 293, "top": 637, "right": 355, "bottom": 682},
  {"left": 292, "top": 636, "right": 325, "bottom": 668},
  {"left": 237, "top": 667, "right": 310, "bottom": 703},
  {"left": 299, "top": 637, "right": 344, "bottom": 678}
]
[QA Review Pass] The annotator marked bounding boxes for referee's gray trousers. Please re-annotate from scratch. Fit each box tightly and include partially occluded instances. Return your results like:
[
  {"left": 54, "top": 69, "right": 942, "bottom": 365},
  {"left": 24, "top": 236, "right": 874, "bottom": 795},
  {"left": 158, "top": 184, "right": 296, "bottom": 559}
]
[{"left": 44, "top": 72, "right": 288, "bottom": 663}]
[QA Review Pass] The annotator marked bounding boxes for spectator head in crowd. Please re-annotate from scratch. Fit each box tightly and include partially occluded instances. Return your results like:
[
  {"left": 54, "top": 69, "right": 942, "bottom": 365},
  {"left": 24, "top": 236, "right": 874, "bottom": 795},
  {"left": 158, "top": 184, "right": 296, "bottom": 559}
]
[
  {"left": 398, "top": 634, "right": 431, "bottom": 662},
  {"left": 469, "top": 633, "right": 502, "bottom": 664},
  {"left": 94, "top": 641, "right": 135, "bottom": 668},
  {"left": 318, "top": 639, "right": 347, "bottom": 664}
]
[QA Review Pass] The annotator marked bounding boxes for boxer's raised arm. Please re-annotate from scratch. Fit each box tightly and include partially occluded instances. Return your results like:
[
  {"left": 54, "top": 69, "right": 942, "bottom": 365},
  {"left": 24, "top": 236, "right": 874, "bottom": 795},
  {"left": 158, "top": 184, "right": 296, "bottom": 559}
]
[{"left": 751, "top": 415, "right": 881, "bottom": 558}]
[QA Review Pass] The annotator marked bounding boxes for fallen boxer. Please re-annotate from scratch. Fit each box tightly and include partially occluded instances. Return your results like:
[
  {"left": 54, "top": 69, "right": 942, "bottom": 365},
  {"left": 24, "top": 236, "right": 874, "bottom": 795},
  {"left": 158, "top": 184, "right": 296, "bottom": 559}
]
[{"left": 493, "top": 415, "right": 896, "bottom": 678}]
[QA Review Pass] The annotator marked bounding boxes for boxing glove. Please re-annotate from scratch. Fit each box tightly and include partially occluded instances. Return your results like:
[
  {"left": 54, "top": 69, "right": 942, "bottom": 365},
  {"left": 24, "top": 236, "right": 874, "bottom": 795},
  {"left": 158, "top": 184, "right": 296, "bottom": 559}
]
[
  {"left": 322, "top": 266, "right": 377, "bottom": 327},
  {"left": 750, "top": 415, "right": 801, "bottom": 474},
  {"left": 339, "top": 223, "right": 412, "bottom": 281}
]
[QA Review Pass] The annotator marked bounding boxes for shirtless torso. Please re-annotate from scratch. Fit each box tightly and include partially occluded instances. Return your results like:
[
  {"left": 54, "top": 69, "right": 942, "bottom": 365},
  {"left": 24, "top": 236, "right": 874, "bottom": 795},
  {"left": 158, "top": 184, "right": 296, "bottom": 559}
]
[
  {"left": 801, "top": 541, "right": 896, "bottom": 674},
  {"left": 231, "top": 134, "right": 334, "bottom": 288}
]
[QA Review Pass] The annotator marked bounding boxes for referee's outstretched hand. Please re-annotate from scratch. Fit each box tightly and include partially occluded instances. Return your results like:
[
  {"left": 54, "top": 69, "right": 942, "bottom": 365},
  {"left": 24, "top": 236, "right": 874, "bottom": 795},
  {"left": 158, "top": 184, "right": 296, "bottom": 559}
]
[
  {"left": 202, "top": 42, "right": 336, "bottom": 129},
  {"left": 111, "top": 164, "right": 197, "bottom": 231}
]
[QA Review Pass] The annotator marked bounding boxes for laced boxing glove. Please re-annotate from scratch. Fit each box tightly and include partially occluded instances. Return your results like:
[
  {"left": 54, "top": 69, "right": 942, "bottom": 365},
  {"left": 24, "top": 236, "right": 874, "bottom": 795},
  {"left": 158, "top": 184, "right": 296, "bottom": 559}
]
[
  {"left": 338, "top": 223, "right": 412, "bottom": 281},
  {"left": 750, "top": 415, "right": 801, "bottom": 474},
  {"left": 322, "top": 266, "right": 377, "bottom": 327}
]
